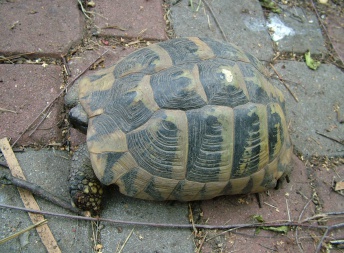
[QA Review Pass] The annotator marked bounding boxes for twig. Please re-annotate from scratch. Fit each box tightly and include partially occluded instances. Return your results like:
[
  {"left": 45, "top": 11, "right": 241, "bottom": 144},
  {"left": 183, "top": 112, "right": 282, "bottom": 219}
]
[
  {"left": 309, "top": 0, "right": 344, "bottom": 66},
  {"left": 264, "top": 201, "right": 279, "bottom": 212},
  {"left": 335, "top": 106, "right": 344, "bottom": 124},
  {"left": 28, "top": 110, "right": 52, "bottom": 137},
  {"left": 0, "top": 107, "right": 17, "bottom": 114},
  {"left": 296, "top": 199, "right": 312, "bottom": 253},
  {"left": 259, "top": 243, "right": 278, "bottom": 252},
  {"left": 0, "top": 138, "right": 61, "bottom": 253},
  {"left": 0, "top": 203, "right": 330, "bottom": 230},
  {"left": 270, "top": 63, "right": 299, "bottom": 102},
  {"left": 286, "top": 199, "right": 291, "bottom": 222},
  {"left": 201, "top": 0, "right": 228, "bottom": 42},
  {"left": 0, "top": 168, "right": 83, "bottom": 215},
  {"left": 195, "top": 232, "right": 207, "bottom": 253},
  {"left": 11, "top": 50, "right": 108, "bottom": 146},
  {"left": 0, "top": 161, "right": 8, "bottom": 168},
  {"left": 0, "top": 53, "right": 34, "bottom": 62},
  {"left": 206, "top": 225, "right": 247, "bottom": 241},
  {"left": 189, "top": 203, "right": 198, "bottom": 234},
  {"left": 61, "top": 55, "right": 71, "bottom": 76},
  {"left": 0, "top": 219, "right": 47, "bottom": 245},
  {"left": 302, "top": 211, "right": 344, "bottom": 223},
  {"left": 315, "top": 227, "right": 329, "bottom": 253},
  {"left": 316, "top": 131, "right": 344, "bottom": 146},
  {"left": 101, "top": 25, "right": 126, "bottom": 31},
  {"left": 315, "top": 223, "right": 344, "bottom": 253},
  {"left": 91, "top": 221, "right": 101, "bottom": 252},
  {"left": 117, "top": 228, "right": 134, "bottom": 253},
  {"left": 77, "top": 0, "right": 92, "bottom": 19}
]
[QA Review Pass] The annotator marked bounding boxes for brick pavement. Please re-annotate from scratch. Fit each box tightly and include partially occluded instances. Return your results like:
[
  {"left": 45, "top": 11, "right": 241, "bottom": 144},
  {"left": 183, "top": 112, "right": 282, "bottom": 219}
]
[{"left": 0, "top": 0, "right": 343, "bottom": 252}]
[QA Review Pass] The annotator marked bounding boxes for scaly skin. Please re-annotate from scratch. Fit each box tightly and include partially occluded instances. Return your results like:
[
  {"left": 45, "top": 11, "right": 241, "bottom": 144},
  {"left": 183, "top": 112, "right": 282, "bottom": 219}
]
[{"left": 69, "top": 144, "right": 103, "bottom": 215}]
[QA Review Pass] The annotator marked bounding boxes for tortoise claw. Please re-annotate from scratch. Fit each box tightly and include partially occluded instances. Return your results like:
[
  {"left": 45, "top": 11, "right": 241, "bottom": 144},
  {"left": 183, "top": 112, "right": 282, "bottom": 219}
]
[{"left": 255, "top": 193, "right": 262, "bottom": 208}]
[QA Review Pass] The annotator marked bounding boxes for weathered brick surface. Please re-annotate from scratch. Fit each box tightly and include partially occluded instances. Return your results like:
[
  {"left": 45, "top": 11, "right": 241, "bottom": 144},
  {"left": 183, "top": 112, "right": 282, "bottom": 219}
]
[
  {"left": 0, "top": 64, "right": 63, "bottom": 145},
  {"left": 93, "top": 0, "right": 167, "bottom": 40},
  {"left": 0, "top": 0, "right": 84, "bottom": 57},
  {"left": 201, "top": 155, "right": 318, "bottom": 252}
]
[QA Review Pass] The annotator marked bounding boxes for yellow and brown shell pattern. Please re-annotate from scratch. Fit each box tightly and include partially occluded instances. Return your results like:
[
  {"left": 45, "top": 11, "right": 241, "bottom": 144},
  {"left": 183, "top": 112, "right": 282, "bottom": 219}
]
[{"left": 78, "top": 37, "right": 293, "bottom": 201}]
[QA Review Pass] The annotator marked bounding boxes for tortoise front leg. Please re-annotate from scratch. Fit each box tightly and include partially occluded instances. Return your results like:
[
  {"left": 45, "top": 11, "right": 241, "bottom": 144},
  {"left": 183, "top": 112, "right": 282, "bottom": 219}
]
[{"left": 69, "top": 144, "right": 103, "bottom": 216}]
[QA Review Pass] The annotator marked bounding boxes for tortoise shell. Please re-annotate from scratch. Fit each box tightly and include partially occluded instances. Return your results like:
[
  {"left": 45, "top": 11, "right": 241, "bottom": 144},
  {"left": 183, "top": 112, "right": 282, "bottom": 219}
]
[{"left": 78, "top": 37, "right": 292, "bottom": 201}]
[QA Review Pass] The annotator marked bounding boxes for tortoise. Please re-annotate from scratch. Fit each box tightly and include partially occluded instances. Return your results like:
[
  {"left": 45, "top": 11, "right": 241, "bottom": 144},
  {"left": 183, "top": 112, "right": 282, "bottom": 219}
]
[{"left": 67, "top": 37, "right": 293, "bottom": 214}]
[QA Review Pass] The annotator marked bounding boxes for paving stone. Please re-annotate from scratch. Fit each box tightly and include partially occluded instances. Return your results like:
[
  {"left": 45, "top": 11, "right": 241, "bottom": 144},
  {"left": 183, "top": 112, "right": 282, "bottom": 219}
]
[
  {"left": 313, "top": 165, "right": 344, "bottom": 215},
  {"left": 272, "top": 61, "right": 344, "bottom": 157},
  {"left": 92, "top": 0, "right": 167, "bottom": 40},
  {"left": 0, "top": 149, "right": 90, "bottom": 253},
  {"left": 0, "top": 0, "right": 84, "bottom": 58},
  {"left": 326, "top": 14, "right": 344, "bottom": 63},
  {"left": 100, "top": 190, "right": 193, "bottom": 252},
  {"left": 67, "top": 46, "right": 136, "bottom": 79},
  {"left": 267, "top": 6, "right": 327, "bottom": 54},
  {"left": 0, "top": 148, "right": 194, "bottom": 252},
  {"left": 170, "top": 0, "right": 274, "bottom": 61},
  {"left": 200, "top": 155, "right": 317, "bottom": 252},
  {"left": 0, "top": 64, "right": 64, "bottom": 146},
  {"left": 308, "top": 165, "right": 344, "bottom": 247}
]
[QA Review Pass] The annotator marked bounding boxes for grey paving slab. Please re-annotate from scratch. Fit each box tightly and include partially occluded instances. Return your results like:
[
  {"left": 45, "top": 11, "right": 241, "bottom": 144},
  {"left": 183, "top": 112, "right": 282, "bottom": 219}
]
[
  {"left": 0, "top": 149, "right": 90, "bottom": 253},
  {"left": 0, "top": 149, "right": 194, "bottom": 252},
  {"left": 267, "top": 6, "right": 327, "bottom": 54},
  {"left": 272, "top": 61, "right": 344, "bottom": 157},
  {"left": 0, "top": 64, "right": 63, "bottom": 146},
  {"left": 92, "top": 0, "right": 167, "bottom": 40},
  {"left": 0, "top": 0, "right": 84, "bottom": 57},
  {"left": 170, "top": 0, "right": 274, "bottom": 61},
  {"left": 100, "top": 192, "right": 193, "bottom": 252}
]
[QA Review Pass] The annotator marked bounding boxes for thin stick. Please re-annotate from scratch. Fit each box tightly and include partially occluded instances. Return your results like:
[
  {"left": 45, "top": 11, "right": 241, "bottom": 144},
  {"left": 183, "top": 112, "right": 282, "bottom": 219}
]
[
  {"left": 195, "top": 232, "right": 207, "bottom": 253},
  {"left": 296, "top": 199, "right": 312, "bottom": 253},
  {"left": 77, "top": 0, "right": 91, "bottom": 19},
  {"left": 201, "top": 0, "right": 228, "bottom": 42},
  {"left": 309, "top": 0, "right": 343, "bottom": 65},
  {"left": 61, "top": 55, "right": 71, "bottom": 76},
  {"left": 316, "top": 131, "right": 344, "bottom": 146},
  {"left": 0, "top": 138, "right": 61, "bottom": 253},
  {"left": 91, "top": 220, "right": 101, "bottom": 252},
  {"left": 28, "top": 110, "right": 52, "bottom": 137},
  {"left": 101, "top": 25, "right": 126, "bottom": 31},
  {"left": 270, "top": 63, "right": 299, "bottom": 102},
  {"left": 0, "top": 203, "right": 330, "bottom": 230},
  {"left": 0, "top": 53, "right": 34, "bottom": 62},
  {"left": 286, "top": 199, "right": 291, "bottom": 222},
  {"left": 0, "top": 168, "right": 83, "bottom": 215},
  {"left": 0, "top": 219, "right": 47, "bottom": 245},
  {"left": 189, "top": 203, "right": 198, "bottom": 234},
  {"left": 11, "top": 51, "right": 108, "bottom": 146},
  {"left": 0, "top": 107, "right": 17, "bottom": 114},
  {"left": 206, "top": 225, "right": 247, "bottom": 241},
  {"left": 302, "top": 211, "right": 344, "bottom": 223},
  {"left": 117, "top": 228, "right": 134, "bottom": 253},
  {"left": 315, "top": 227, "right": 329, "bottom": 253},
  {"left": 264, "top": 201, "right": 279, "bottom": 211}
]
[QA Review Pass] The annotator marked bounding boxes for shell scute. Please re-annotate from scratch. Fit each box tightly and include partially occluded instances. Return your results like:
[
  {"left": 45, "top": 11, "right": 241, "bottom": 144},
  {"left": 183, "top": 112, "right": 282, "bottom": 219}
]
[{"left": 78, "top": 37, "right": 293, "bottom": 201}]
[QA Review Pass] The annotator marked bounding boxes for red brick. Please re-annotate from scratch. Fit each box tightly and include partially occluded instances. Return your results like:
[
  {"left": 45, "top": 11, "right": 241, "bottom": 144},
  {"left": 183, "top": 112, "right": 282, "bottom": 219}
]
[
  {"left": 0, "top": 0, "right": 84, "bottom": 58},
  {"left": 200, "top": 155, "right": 318, "bottom": 252},
  {"left": 0, "top": 64, "right": 64, "bottom": 146},
  {"left": 93, "top": 0, "right": 167, "bottom": 40}
]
